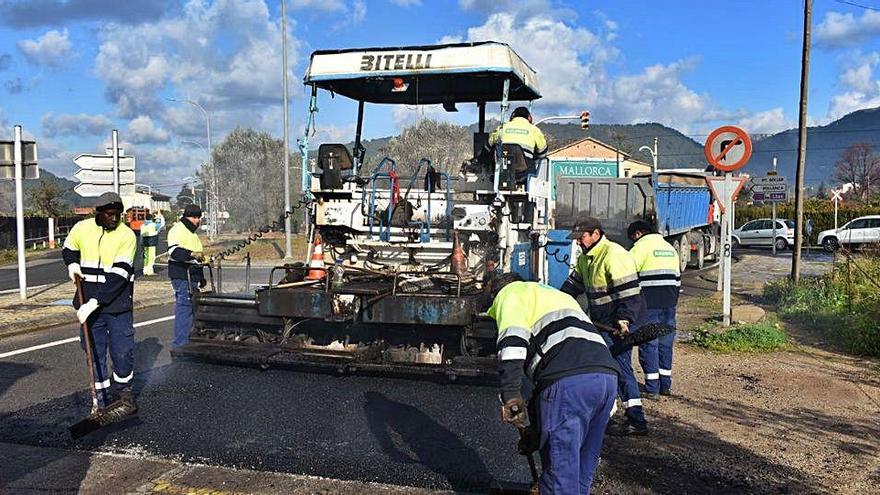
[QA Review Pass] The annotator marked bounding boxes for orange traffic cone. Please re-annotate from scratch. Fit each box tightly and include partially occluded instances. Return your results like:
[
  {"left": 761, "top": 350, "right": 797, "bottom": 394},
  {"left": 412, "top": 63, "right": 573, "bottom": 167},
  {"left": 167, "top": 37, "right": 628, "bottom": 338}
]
[{"left": 305, "top": 233, "right": 327, "bottom": 280}]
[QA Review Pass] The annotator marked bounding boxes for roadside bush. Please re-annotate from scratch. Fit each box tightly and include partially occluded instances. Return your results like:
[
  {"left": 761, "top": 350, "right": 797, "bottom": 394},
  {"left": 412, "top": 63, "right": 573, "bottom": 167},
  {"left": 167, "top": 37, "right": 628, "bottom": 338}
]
[
  {"left": 764, "top": 254, "right": 880, "bottom": 356},
  {"left": 692, "top": 319, "right": 788, "bottom": 353}
]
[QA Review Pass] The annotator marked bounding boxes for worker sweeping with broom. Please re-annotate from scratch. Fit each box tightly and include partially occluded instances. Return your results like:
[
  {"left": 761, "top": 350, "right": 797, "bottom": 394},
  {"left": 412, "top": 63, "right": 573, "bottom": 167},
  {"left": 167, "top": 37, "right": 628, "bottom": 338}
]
[
  {"left": 62, "top": 193, "right": 139, "bottom": 436},
  {"left": 486, "top": 272, "right": 619, "bottom": 494}
]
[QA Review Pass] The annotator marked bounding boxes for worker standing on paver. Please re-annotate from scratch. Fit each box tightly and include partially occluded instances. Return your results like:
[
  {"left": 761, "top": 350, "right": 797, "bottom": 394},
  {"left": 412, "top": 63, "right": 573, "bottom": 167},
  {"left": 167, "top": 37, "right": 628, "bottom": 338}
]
[
  {"left": 167, "top": 205, "right": 206, "bottom": 347},
  {"left": 62, "top": 192, "right": 137, "bottom": 409},
  {"left": 561, "top": 215, "right": 648, "bottom": 436},
  {"left": 141, "top": 214, "right": 159, "bottom": 276},
  {"left": 487, "top": 272, "right": 619, "bottom": 494},
  {"left": 627, "top": 220, "right": 681, "bottom": 398}
]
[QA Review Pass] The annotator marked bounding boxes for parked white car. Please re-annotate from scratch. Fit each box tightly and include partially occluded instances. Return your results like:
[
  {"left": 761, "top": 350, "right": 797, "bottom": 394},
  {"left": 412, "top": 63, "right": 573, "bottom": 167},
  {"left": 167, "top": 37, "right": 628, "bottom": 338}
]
[
  {"left": 732, "top": 218, "right": 796, "bottom": 250},
  {"left": 817, "top": 215, "right": 880, "bottom": 252}
]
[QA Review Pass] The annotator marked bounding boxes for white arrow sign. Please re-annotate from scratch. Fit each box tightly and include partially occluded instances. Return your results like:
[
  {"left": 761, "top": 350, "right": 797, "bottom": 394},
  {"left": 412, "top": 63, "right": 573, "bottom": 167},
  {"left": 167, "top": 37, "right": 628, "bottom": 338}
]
[
  {"left": 74, "top": 169, "right": 136, "bottom": 184},
  {"left": 74, "top": 182, "right": 136, "bottom": 197},
  {"left": 73, "top": 154, "right": 135, "bottom": 171},
  {"left": 752, "top": 175, "right": 787, "bottom": 185},
  {"left": 752, "top": 184, "right": 787, "bottom": 193}
]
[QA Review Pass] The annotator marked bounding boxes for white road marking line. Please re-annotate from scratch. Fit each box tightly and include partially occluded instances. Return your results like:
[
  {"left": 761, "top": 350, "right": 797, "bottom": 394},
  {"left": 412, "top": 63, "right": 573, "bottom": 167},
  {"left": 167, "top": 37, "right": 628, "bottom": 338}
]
[{"left": 0, "top": 315, "right": 175, "bottom": 359}]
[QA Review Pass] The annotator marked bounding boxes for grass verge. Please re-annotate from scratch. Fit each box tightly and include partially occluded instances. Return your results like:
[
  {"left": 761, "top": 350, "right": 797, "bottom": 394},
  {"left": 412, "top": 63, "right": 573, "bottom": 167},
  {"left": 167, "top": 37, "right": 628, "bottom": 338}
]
[
  {"left": 692, "top": 317, "right": 788, "bottom": 353},
  {"left": 763, "top": 254, "right": 880, "bottom": 357}
]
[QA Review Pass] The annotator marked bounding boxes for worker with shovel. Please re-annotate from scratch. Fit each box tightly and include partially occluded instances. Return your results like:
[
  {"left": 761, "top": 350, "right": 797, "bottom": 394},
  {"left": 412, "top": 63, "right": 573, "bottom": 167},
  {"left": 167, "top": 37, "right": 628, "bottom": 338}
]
[
  {"left": 62, "top": 192, "right": 138, "bottom": 413},
  {"left": 486, "top": 272, "right": 619, "bottom": 494}
]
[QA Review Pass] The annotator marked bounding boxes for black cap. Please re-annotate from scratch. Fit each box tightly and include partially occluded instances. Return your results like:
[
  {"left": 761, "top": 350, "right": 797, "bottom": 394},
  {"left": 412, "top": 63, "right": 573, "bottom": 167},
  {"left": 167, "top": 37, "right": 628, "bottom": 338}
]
[
  {"left": 566, "top": 215, "right": 603, "bottom": 240},
  {"left": 93, "top": 192, "right": 124, "bottom": 211},
  {"left": 183, "top": 204, "right": 202, "bottom": 218},
  {"left": 511, "top": 106, "right": 531, "bottom": 120},
  {"left": 627, "top": 220, "right": 655, "bottom": 238}
]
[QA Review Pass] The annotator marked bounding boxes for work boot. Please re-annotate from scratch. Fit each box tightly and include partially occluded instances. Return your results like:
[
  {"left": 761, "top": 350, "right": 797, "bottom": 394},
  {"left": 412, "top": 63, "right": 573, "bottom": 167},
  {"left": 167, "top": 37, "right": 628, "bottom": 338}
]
[
  {"left": 607, "top": 418, "right": 649, "bottom": 437},
  {"left": 641, "top": 391, "right": 660, "bottom": 400},
  {"left": 115, "top": 389, "right": 138, "bottom": 412},
  {"left": 660, "top": 388, "right": 672, "bottom": 396}
]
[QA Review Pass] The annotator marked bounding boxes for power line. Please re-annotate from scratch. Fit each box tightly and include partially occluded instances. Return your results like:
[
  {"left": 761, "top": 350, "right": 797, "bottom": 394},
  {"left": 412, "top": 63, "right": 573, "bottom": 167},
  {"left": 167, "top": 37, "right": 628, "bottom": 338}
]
[{"left": 835, "top": 0, "right": 880, "bottom": 11}]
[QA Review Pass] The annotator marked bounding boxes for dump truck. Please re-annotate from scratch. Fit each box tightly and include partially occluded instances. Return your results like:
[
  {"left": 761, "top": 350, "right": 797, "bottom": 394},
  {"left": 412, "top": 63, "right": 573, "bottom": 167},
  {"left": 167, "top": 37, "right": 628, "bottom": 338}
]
[{"left": 172, "top": 42, "right": 562, "bottom": 380}]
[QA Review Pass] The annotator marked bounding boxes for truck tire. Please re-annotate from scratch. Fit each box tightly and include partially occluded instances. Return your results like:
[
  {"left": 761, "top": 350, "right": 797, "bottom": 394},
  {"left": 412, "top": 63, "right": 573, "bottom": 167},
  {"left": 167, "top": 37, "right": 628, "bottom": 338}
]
[
  {"left": 677, "top": 235, "right": 689, "bottom": 273},
  {"left": 693, "top": 237, "right": 706, "bottom": 270}
]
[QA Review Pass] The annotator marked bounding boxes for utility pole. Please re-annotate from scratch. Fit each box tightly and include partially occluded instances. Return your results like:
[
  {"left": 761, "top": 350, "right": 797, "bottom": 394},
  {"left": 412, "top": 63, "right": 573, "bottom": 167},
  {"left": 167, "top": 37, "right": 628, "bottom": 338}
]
[
  {"left": 281, "top": 0, "right": 293, "bottom": 259},
  {"left": 792, "top": 0, "right": 812, "bottom": 283}
]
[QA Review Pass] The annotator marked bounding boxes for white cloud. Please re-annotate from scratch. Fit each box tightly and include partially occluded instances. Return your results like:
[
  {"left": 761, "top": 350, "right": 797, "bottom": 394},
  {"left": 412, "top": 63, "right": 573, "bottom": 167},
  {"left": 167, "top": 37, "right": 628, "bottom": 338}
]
[
  {"left": 827, "top": 52, "right": 880, "bottom": 120},
  {"left": 42, "top": 112, "right": 113, "bottom": 137},
  {"left": 815, "top": 10, "right": 880, "bottom": 48},
  {"left": 128, "top": 115, "right": 171, "bottom": 144},
  {"left": 88, "top": 0, "right": 307, "bottom": 184},
  {"left": 449, "top": 8, "right": 755, "bottom": 132},
  {"left": 292, "top": 0, "right": 346, "bottom": 11},
  {"left": 736, "top": 108, "right": 795, "bottom": 135},
  {"left": 17, "top": 29, "right": 73, "bottom": 67},
  {"left": 389, "top": 0, "right": 421, "bottom": 6},
  {"left": 351, "top": 0, "right": 367, "bottom": 24}
]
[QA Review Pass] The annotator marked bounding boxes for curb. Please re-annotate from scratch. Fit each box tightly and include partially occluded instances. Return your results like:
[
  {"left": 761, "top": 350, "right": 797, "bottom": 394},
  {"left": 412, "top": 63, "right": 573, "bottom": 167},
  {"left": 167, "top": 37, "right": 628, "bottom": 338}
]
[{"left": 0, "top": 296, "right": 175, "bottom": 341}]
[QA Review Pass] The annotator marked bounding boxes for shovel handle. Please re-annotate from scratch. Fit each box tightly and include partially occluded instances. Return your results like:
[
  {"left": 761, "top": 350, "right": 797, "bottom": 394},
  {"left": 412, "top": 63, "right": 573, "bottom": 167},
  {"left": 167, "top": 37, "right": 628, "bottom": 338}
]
[{"left": 74, "top": 276, "right": 100, "bottom": 411}]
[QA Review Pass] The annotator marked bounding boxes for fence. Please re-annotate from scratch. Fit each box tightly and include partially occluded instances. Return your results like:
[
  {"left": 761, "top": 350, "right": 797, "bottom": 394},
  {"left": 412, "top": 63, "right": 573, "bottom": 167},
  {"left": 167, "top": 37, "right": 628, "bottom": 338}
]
[{"left": 0, "top": 216, "right": 80, "bottom": 250}]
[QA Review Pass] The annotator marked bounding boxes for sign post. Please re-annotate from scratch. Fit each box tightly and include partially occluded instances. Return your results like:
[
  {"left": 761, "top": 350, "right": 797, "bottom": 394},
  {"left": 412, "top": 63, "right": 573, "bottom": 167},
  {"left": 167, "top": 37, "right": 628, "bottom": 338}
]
[
  {"left": 705, "top": 125, "right": 752, "bottom": 327},
  {"left": 0, "top": 126, "right": 39, "bottom": 300},
  {"left": 831, "top": 188, "right": 843, "bottom": 230}
]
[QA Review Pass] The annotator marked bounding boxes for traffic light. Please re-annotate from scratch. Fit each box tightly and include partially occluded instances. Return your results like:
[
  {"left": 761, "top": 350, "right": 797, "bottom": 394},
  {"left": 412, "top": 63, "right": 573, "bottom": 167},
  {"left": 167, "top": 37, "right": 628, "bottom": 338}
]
[{"left": 580, "top": 111, "right": 590, "bottom": 131}]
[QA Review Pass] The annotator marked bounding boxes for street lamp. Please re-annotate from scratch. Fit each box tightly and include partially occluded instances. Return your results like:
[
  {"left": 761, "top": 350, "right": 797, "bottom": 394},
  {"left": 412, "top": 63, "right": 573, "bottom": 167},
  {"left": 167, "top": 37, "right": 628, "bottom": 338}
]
[
  {"left": 168, "top": 97, "right": 217, "bottom": 241},
  {"left": 639, "top": 137, "right": 659, "bottom": 170}
]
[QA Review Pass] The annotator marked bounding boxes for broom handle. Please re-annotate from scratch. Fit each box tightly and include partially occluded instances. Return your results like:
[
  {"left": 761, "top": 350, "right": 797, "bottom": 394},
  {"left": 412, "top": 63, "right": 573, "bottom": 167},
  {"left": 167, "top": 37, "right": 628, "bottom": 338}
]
[{"left": 74, "top": 276, "right": 100, "bottom": 410}]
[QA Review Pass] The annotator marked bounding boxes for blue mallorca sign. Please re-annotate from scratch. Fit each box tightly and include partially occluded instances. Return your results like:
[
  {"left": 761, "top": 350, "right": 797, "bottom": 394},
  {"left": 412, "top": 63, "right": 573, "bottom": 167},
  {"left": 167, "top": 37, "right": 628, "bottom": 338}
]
[{"left": 550, "top": 159, "right": 618, "bottom": 197}]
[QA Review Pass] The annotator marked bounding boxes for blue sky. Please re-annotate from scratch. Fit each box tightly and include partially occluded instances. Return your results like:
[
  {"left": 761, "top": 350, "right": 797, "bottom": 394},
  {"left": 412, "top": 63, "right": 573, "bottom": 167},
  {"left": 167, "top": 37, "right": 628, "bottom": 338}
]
[{"left": 1, "top": 0, "right": 879, "bottom": 191}]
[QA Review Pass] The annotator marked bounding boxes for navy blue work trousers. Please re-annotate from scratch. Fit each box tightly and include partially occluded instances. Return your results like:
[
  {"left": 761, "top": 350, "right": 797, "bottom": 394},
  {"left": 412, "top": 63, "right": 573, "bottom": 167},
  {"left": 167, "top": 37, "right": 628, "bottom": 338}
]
[
  {"left": 171, "top": 278, "right": 196, "bottom": 348},
  {"left": 536, "top": 372, "right": 617, "bottom": 494},
  {"left": 80, "top": 311, "right": 134, "bottom": 407},
  {"left": 638, "top": 306, "right": 677, "bottom": 393}
]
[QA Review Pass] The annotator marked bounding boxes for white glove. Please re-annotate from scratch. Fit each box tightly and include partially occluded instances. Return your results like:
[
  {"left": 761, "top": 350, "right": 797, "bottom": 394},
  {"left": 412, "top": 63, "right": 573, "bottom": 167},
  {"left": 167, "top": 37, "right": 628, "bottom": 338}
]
[
  {"left": 77, "top": 298, "right": 100, "bottom": 324},
  {"left": 68, "top": 263, "right": 83, "bottom": 282}
]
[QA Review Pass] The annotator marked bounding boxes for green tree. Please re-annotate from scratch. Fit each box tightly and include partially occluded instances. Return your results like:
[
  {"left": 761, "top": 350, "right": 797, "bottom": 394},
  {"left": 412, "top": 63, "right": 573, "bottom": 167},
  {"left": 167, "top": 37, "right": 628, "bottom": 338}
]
[
  {"left": 202, "top": 127, "right": 301, "bottom": 232},
  {"left": 26, "top": 181, "right": 70, "bottom": 217},
  {"left": 382, "top": 119, "right": 471, "bottom": 176}
]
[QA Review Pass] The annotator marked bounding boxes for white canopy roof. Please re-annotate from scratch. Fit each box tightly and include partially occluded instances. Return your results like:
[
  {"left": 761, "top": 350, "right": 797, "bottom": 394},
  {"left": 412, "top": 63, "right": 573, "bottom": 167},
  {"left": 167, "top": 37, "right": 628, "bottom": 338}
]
[{"left": 303, "top": 42, "right": 541, "bottom": 104}]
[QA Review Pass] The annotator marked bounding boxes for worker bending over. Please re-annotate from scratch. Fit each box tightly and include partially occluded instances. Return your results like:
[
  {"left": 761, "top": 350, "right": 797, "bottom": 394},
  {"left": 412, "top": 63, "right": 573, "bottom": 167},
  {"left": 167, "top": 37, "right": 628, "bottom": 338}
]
[
  {"left": 488, "top": 273, "right": 619, "bottom": 494},
  {"left": 561, "top": 215, "right": 648, "bottom": 436},
  {"left": 628, "top": 220, "right": 680, "bottom": 397}
]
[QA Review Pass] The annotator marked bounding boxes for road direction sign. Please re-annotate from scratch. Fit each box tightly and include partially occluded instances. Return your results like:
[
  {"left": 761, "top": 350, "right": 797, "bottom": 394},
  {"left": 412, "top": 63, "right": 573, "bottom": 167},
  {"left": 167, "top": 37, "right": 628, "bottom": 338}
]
[
  {"left": 73, "top": 146, "right": 136, "bottom": 197},
  {"left": 704, "top": 126, "right": 752, "bottom": 172},
  {"left": 73, "top": 154, "right": 135, "bottom": 171},
  {"left": 752, "top": 184, "right": 787, "bottom": 193},
  {"left": 74, "top": 182, "right": 136, "bottom": 197},
  {"left": 74, "top": 168, "right": 136, "bottom": 184},
  {"left": 751, "top": 175, "right": 786, "bottom": 185}
]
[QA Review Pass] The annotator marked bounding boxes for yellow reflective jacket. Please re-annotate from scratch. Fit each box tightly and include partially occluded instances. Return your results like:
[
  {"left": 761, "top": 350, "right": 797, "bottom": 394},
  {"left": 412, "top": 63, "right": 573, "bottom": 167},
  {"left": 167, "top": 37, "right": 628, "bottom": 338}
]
[
  {"left": 488, "top": 281, "right": 618, "bottom": 401},
  {"left": 488, "top": 117, "right": 548, "bottom": 160},
  {"left": 561, "top": 236, "right": 645, "bottom": 326},
  {"left": 167, "top": 219, "right": 204, "bottom": 282},
  {"left": 630, "top": 233, "right": 680, "bottom": 308},
  {"left": 62, "top": 218, "right": 136, "bottom": 313}
]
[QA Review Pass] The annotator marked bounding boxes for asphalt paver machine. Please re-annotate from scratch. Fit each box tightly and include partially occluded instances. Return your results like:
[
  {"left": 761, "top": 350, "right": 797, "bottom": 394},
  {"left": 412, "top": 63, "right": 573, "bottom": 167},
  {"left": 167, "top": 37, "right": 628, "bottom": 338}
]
[{"left": 173, "top": 42, "right": 555, "bottom": 380}]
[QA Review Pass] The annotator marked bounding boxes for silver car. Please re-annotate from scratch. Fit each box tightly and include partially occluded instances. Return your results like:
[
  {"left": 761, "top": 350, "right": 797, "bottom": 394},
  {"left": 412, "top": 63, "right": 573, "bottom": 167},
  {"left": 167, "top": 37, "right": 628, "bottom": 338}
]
[{"left": 733, "top": 218, "right": 795, "bottom": 250}]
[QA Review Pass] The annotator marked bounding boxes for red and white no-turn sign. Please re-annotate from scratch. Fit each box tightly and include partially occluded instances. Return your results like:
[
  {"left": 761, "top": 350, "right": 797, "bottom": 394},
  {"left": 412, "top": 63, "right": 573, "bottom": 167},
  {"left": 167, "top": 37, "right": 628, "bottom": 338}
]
[{"left": 704, "top": 126, "right": 752, "bottom": 172}]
